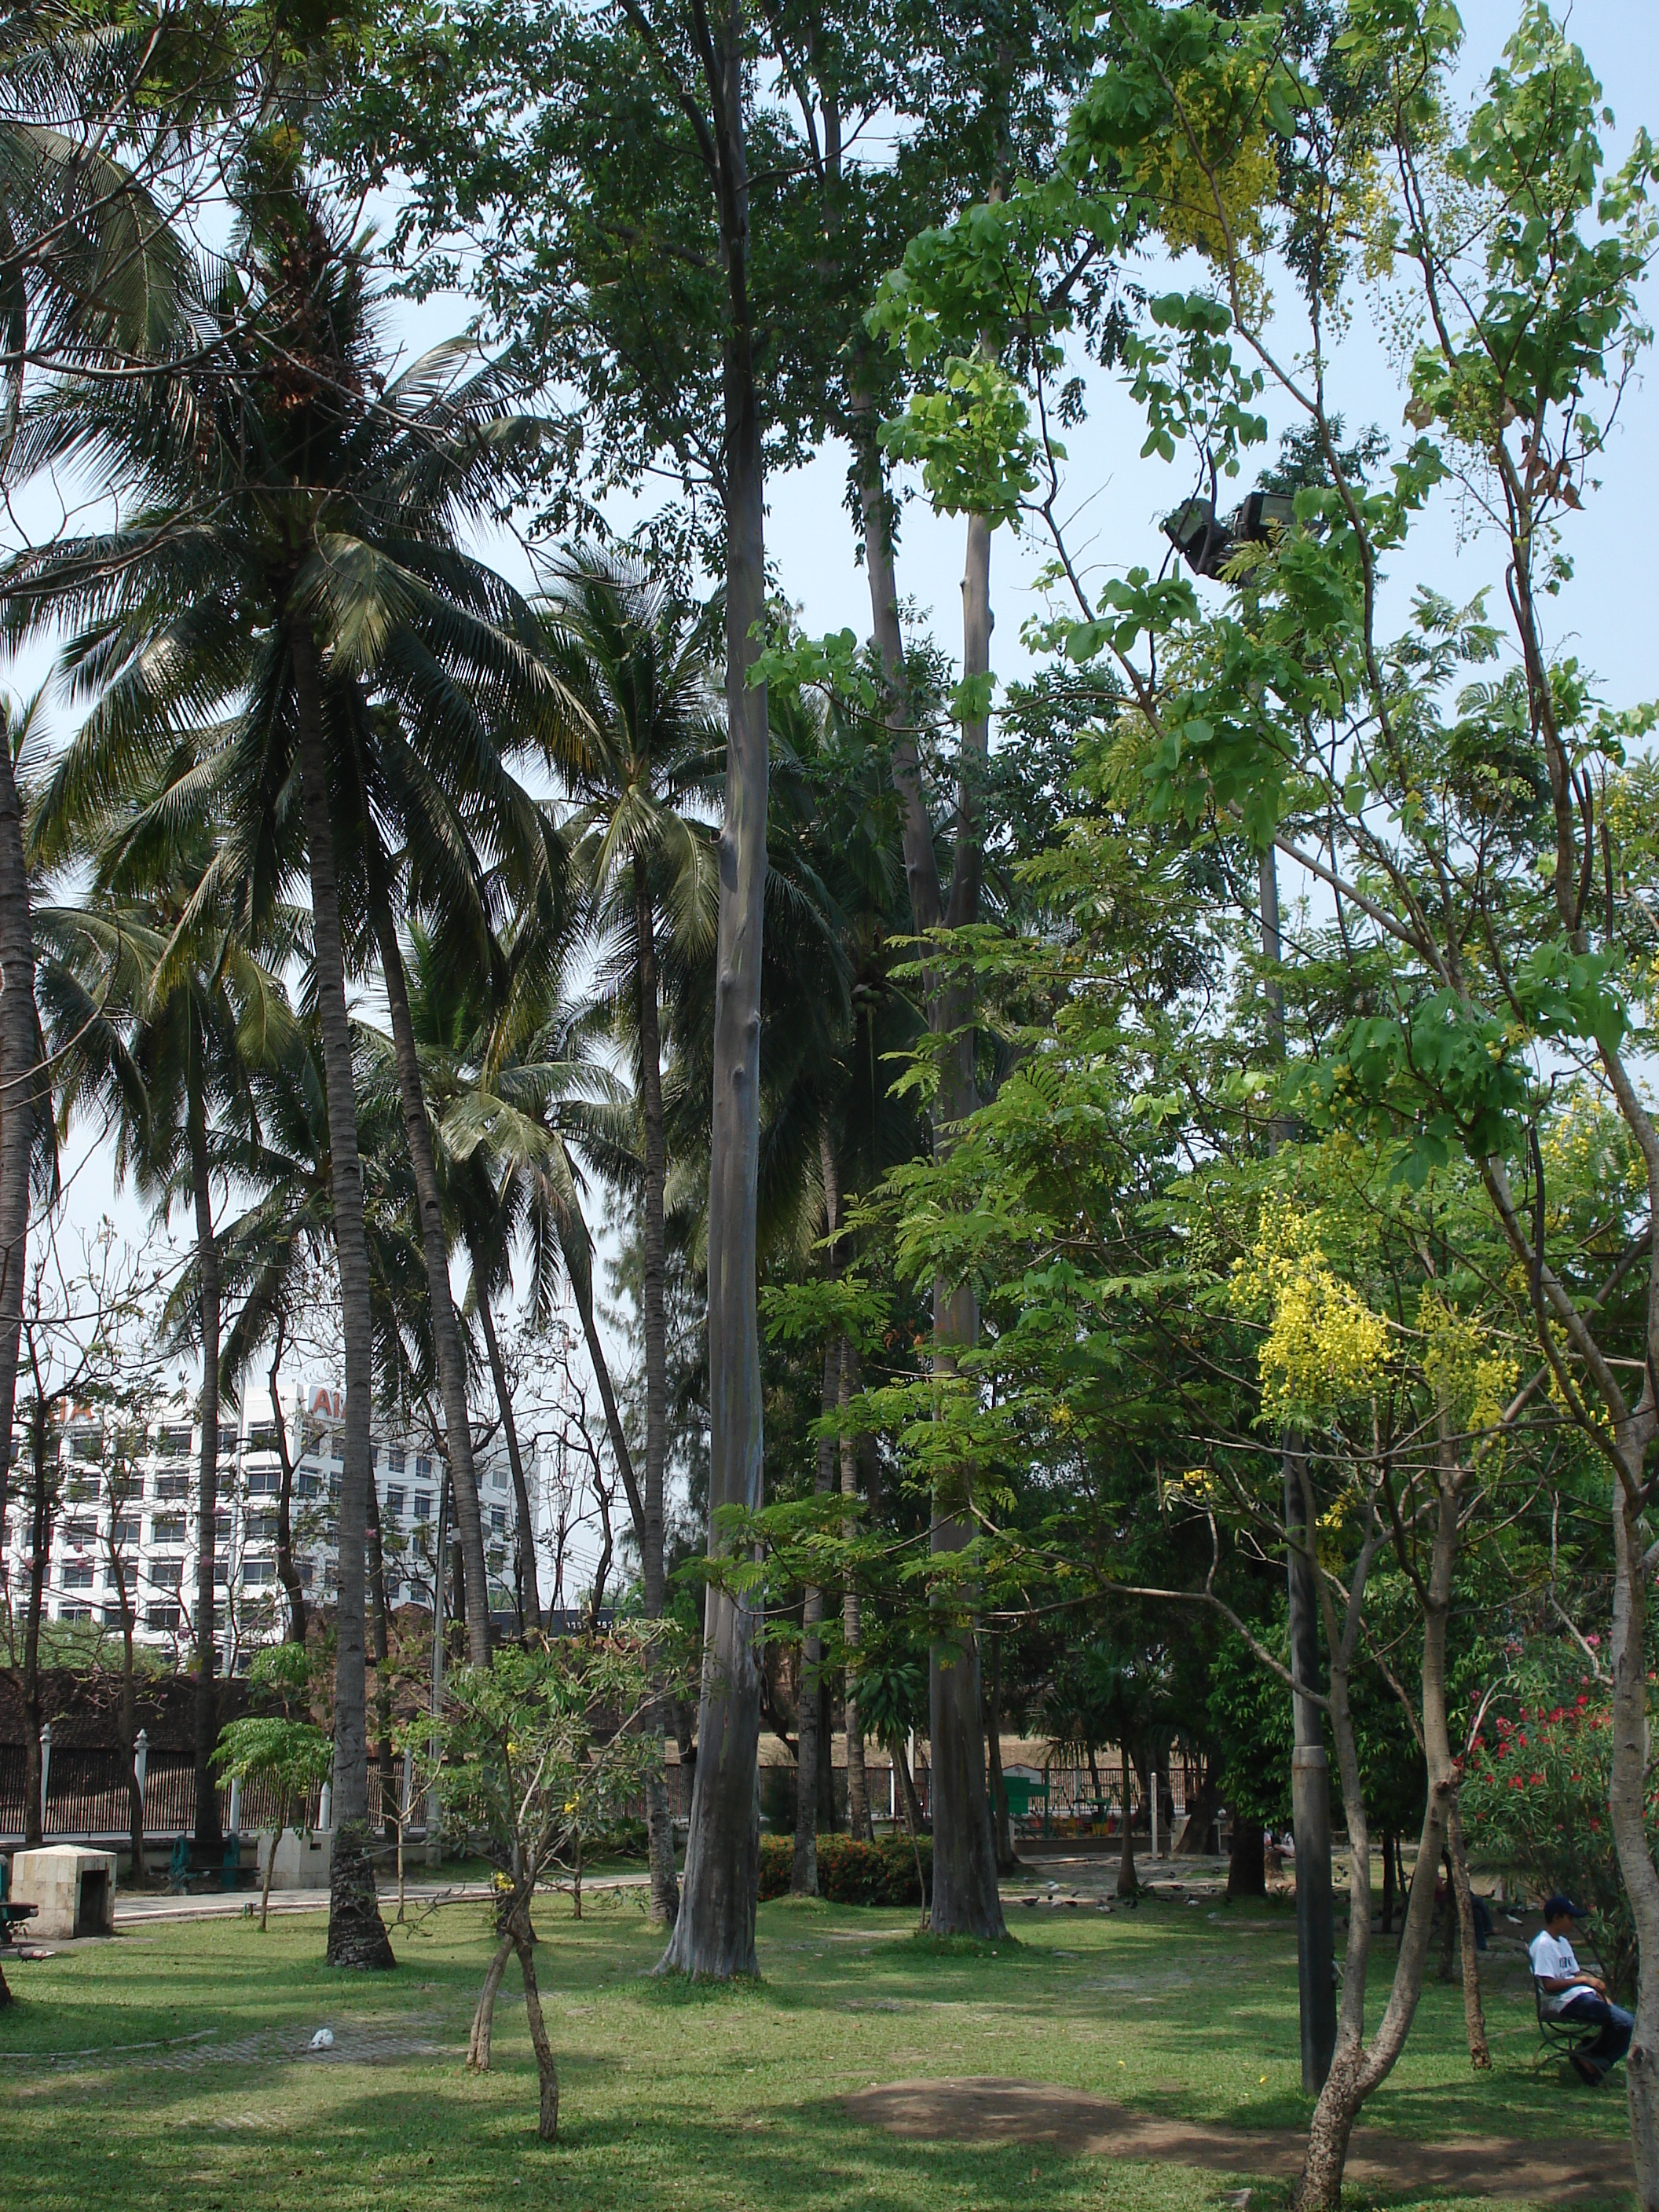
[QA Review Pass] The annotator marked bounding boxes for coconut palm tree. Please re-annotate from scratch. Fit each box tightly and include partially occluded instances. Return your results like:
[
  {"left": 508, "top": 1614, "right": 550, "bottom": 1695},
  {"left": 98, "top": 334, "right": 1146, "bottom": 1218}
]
[{"left": 5, "top": 172, "right": 566, "bottom": 1965}]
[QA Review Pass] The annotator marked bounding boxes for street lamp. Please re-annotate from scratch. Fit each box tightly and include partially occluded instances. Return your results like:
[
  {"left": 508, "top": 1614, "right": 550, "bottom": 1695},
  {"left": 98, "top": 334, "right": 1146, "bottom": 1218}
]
[
  {"left": 1163, "top": 488, "right": 1296, "bottom": 578},
  {"left": 1168, "top": 481, "right": 1339, "bottom": 2094}
]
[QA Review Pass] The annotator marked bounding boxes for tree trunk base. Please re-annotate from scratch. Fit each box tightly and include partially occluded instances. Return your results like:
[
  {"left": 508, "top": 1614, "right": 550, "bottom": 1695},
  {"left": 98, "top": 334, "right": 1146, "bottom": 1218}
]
[
  {"left": 645, "top": 1765, "right": 679, "bottom": 1927},
  {"left": 326, "top": 1822, "right": 395, "bottom": 1970}
]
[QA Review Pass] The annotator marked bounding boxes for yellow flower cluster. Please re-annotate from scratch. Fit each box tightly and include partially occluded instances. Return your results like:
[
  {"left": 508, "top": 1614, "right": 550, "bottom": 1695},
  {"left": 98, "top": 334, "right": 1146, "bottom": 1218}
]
[
  {"left": 1232, "top": 1199, "right": 1391, "bottom": 1417},
  {"left": 1416, "top": 1291, "right": 1519, "bottom": 1439},
  {"left": 1134, "top": 71, "right": 1277, "bottom": 275}
]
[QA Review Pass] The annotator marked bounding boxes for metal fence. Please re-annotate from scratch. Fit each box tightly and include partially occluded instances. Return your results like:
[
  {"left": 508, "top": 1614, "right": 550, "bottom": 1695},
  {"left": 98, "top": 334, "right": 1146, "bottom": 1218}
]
[{"left": 0, "top": 1743, "right": 324, "bottom": 1843}]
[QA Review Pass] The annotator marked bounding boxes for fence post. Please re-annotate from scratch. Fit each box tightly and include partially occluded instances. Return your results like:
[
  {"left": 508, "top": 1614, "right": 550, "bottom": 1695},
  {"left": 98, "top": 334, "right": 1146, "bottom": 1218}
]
[
  {"left": 134, "top": 1727, "right": 148, "bottom": 1808},
  {"left": 38, "top": 1722, "right": 51, "bottom": 1835},
  {"left": 319, "top": 1781, "right": 332, "bottom": 1831},
  {"left": 228, "top": 1775, "right": 242, "bottom": 1837}
]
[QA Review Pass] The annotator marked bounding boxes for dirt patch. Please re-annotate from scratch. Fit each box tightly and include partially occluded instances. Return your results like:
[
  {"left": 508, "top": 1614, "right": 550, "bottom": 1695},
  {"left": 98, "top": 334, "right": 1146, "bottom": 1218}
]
[{"left": 844, "top": 2075, "right": 1631, "bottom": 2205}]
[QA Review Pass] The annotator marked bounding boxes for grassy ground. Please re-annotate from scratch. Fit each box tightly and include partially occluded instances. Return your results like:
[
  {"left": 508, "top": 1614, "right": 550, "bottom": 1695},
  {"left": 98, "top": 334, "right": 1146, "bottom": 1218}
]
[{"left": 0, "top": 1883, "right": 1635, "bottom": 2212}]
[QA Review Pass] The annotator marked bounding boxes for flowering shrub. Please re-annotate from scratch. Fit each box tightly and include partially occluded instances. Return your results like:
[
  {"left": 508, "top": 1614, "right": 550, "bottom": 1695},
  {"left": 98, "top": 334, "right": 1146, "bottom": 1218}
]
[{"left": 1461, "top": 1676, "right": 1652, "bottom": 1998}]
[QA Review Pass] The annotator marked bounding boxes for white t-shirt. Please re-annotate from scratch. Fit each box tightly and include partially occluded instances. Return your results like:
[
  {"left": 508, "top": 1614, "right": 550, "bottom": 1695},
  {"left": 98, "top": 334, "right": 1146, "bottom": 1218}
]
[{"left": 1530, "top": 1928, "right": 1592, "bottom": 2015}]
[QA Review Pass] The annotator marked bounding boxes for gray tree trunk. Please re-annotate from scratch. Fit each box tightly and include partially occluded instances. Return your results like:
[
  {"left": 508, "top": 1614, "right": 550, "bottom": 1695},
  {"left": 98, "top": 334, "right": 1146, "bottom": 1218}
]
[
  {"left": 0, "top": 737, "right": 36, "bottom": 1560},
  {"left": 839, "top": 1335, "right": 872, "bottom": 1842},
  {"left": 371, "top": 885, "right": 492, "bottom": 1666},
  {"left": 475, "top": 1281, "right": 540, "bottom": 1632},
  {"left": 189, "top": 1100, "right": 225, "bottom": 1869},
  {"left": 659, "top": 8, "right": 767, "bottom": 1973},
  {"left": 269, "top": 1331, "right": 306, "bottom": 1643},
  {"left": 291, "top": 617, "right": 394, "bottom": 1972},
  {"left": 791, "top": 1336, "right": 838, "bottom": 1895}
]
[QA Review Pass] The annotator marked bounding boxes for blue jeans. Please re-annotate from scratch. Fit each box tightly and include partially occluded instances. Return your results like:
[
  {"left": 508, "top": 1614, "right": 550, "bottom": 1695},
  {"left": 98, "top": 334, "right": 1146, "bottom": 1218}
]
[{"left": 1558, "top": 1991, "right": 1633, "bottom": 2078}]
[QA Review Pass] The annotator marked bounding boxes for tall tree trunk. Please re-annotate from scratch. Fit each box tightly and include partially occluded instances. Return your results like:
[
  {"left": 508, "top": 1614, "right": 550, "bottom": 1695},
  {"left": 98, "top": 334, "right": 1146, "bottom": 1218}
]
[
  {"left": 983, "top": 1632, "right": 1016, "bottom": 1874},
  {"left": 1228, "top": 1815, "right": 1266, "bottom": 1900},
  {"left": 469, "top": 1929, "right": 515, "bottom": 2070},
  {"left": 269, "top": 1337, "right": 306, "bottom": 1643},
  {"left": 1445, "top": 1794, "right": 1490, "bottom": 2067},
  {"left": 659, "top": 13, "right": 767, "bottom": 1979},
  {"left": 0, "top": 738, "right": 36, "bottom": 1565},
  {"left": 858, "top": 402, "right": 1005, "bottom": 1933},
  {"left": 20, "top": 1403, "right": 50, "bottom": 1847},
  {"left": 1116, "top": 1745, "right": 1138, "bottom": 1899},
  {"left": 189, "top": 1098, "right": 224, "bottom": 1870},
  {"left": 1607, "top": 1434, "right": 1659, "bottom": 2208},
  {"left": 366, "top": 1469, "right": 396, "bottom": 1836},
  {"left": 925, "top": 512, "right": 1004, "bottom": 1941},
  {"left": 475, "top": 1277, "right": 540, "bottom": 1632},
  {"left": 630, "top": 857, "right": 681, "bottom": 1927},
  {"left": 791, "top": 1337, "right": 837, "bottom": 1895},
  {"left": 839, "top": 1336, "right": 872, "bottom": 1843},
  {"left": 1379, "top": 1827, "right": 1395, "bottom": 1934},
  {"left": 370, "top": 883, "right": 491, "bottom": 1667},
  {"left": 291, "top": 616, "right": 394, "bottom": 1972}
]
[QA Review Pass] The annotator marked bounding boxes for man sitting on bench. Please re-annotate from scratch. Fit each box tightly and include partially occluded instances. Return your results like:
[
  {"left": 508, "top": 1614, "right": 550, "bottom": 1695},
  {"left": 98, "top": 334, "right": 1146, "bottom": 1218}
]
[{"left": 1530, "top": 1895, "right": 1632, "bottom": 2086}]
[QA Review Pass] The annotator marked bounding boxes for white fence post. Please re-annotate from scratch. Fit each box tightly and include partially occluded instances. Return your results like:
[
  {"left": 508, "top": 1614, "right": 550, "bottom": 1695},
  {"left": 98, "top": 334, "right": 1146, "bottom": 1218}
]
[{"left": 38, "top": 1722, "right": 52, "bottom": 1834}]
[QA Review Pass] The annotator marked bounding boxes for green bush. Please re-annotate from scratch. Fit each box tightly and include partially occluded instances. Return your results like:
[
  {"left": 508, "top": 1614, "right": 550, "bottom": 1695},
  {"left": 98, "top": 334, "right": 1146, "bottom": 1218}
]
[{"left": 758, "top": 1832, "right": 932, "bottom": 1905}]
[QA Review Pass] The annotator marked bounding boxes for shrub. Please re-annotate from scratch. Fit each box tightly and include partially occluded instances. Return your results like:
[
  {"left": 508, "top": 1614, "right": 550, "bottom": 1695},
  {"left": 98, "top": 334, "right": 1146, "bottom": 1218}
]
[
  {"left": 757, "top": 1832, "right": 932, "bottom": 1905},
  {"left": 1461, "top": 1668, "right": 1656, "bottom": 1998}
]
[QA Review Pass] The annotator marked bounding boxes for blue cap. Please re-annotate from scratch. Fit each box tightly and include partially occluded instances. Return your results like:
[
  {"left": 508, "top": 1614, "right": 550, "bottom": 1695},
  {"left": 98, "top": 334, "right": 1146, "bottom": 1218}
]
[{"left": 1544, "top": 1894, "right": 1589, "bottom": 1921}]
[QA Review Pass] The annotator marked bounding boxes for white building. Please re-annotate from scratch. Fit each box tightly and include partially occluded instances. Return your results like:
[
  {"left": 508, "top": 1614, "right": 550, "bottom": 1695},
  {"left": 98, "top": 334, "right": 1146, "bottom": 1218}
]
[{"left": 5, "top": 1381, "right": 523, "bottom": 1671}]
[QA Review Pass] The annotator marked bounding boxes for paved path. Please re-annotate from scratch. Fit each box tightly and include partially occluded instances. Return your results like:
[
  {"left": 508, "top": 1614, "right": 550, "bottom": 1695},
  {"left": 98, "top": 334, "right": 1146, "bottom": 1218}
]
[{"left": 112, "top": 1870, "right": 649, "bottom": 1926}]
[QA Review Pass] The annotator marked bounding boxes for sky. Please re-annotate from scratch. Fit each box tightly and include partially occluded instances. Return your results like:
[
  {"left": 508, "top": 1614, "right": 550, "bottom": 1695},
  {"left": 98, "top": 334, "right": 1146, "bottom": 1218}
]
[{"left": 14, "top": 0, "right": 1659, "bottom": 1584}]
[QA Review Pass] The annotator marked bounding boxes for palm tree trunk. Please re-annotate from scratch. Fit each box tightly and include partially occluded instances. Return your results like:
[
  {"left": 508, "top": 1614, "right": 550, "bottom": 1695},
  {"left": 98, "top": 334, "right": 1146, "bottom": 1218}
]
[
  {"left": 474, "top": 1276, "right": 540, "bottom": 1632},
  {"left": 290, "top": 615, "right": 394, "bottom": 1972},
  {"left": 791, "top": 1339, "right": 838, "bottom": 1895},
  {"left": 365, "top": 1466, "right": 396, "bottom": 1835},
  {"left": 0, "top": 737, "right": 38, "bottom": 1555},
  {"left": 269, "top": 1335, "right": 306, "bottom": 1643},
  {"left": 21, "top": 1397, "right": 50, "bottom": 1847},
  {"left": 660, "top": 25, "right": 767, "bottom": 1972},
  {"left": 564, "top": 1228, "right": 676, "bottom": 1916},
  {"left": 371, "top": 884, "right": 492, "bottom": 1667},
  {"left": 839, "top": 1336, "right": 872, "bottom": 1842},
  {"left": 189, "top": 1093, "right": 224, "bottom": 1870}
]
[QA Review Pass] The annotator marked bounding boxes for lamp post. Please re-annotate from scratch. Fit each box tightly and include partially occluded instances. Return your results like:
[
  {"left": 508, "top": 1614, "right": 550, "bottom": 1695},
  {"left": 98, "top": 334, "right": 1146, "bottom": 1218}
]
[
  {"left": 38, "top": 1722, "right": 52, "bottom": 1837},
  {"left": 1160, "top": 498, "right": 1339, "bottom": 2095}
]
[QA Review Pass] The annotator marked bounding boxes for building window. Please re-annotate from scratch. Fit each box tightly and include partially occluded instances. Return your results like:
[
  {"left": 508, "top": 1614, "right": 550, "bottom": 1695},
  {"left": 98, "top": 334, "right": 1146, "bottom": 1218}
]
[
  {"left": 386, "top": 1485, "right": 405, "bottom": 1518},
  {"left": 145, "top": 1603, "right": 180, "bottom": 1632},
  {"left": 217, "top": 1426, "right": 239, "bottom": 1456},
  {"left": 70, "top": 1430, "right": 104, "bottom": 1460},
  {"left": 213, "top": 1556, "right": 229, "bottom": 1586},
  {"left": 387, "top": 1449, "right": 405, "bottom": 1476},
  {"left": 331, "top": 1436, "right": 344, "bottom": 1463},
  {"left": 247, "top": 1511, "right": 277, "bottom": 1541},
  {"left": 248, "top": 1423, "right": 280, "bottom": 1453},
  {"left": 102, "top": 1601, "right": 127, "bottom": 1628},
  {"left": 150, "top": 1559, "right": 185, "bottom": 1588},
  {"left": 298, "top": 1473, "right": 320, "bottom": 1500},
  {"left": 415, "top": 1455, "right": 431, "bottom": 1479},
  {"left": 62, "top": 1562, "right": 95, "bottom": 1589},
  {"left": 64, "top": 1473, "right": 98, "bottom": 1502},
  {"left": 298, "top": 1562, "right": 316, "bottom": 1590},
  {"left": 112, "top": 1517, "right": 139, "bottom": 1547},
  {"left": 243, "top": 1559, "right": 276, "bottom": 1586},
  {"left": 490, "top": 1506, "right": 506, "bottom": 1536},
  {"left": 159, "top": 1425, "right": 192, "bottom": 1456},
  {"left": 247, "top": 1469, "right": 279, "bottom": 1497},
  {"left": 151, "top": 1514, "right": 186, "bottom": 1546},
  {"left": 490, "top": 1465, "right": 507, "bottom": 1491},
  {"left": 413, "top": 1491, "right": 432, "bottom": 1522},
  {"left": 60, "top": 1516, "right": 96, "bottom": 1543},
  {"left": 58, "top": 1602, "right": 92, "bottom": 1622},
  {"left": 153, "top": 1472, "right": 189, "bottom": 1501}
]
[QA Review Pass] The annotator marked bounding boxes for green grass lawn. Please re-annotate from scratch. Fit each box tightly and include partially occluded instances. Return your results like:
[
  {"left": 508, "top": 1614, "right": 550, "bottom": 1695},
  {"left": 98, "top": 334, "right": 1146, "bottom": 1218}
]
[{"left": 0, "top": 1885, "right": 1635, "bottom": 2211}]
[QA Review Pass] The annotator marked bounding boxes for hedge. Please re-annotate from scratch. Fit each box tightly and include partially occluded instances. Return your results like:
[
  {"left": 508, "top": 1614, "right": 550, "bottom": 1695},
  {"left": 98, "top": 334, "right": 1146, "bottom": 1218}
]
[{"left": 757, "top": 1831, "right": 932, "bottom": 1905}]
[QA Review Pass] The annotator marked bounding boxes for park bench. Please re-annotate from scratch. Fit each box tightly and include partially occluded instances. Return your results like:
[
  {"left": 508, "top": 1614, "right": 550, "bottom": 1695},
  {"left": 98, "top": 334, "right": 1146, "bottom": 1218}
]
[{"left": 1533, "top": 1975, "right": 1600, "bottom": 2074}]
